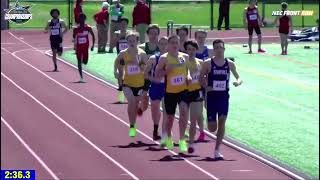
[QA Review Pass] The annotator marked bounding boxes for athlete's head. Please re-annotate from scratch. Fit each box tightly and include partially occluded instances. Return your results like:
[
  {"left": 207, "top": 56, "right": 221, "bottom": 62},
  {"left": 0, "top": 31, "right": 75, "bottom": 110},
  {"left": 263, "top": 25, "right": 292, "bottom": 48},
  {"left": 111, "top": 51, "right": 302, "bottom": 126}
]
[
  {"left": 248, "top": 0, "right": 257, "bottom": 6},
  {"left": 158, "top": 36, "right": 168, "bottom": 54},
  {"left": 146, "top": 24, "right": 160, "bottom": 43},
  {"left": 184, "top": 40, "right": 199, "bottom": 58},
  {"left": 126, "top": 31, "right": 140, "bottom": 48},
  {"left": 212, "top": 39, "right": 225, "bottom": 57},
  {"left": 102, "top": 2, "right": 110, "bottom": 10},
  {"left": 281, "top": 2, "right": 288, "bottom": 11},
  {"left": 176, "top": 26, "right": 189, "bottom": 41},
  {"left": 50, "top": 9, "right": 60, "bottom": 19},
  {"left": 78, "top": 13, "right": 86, "bottom": 25},
  {"left": 194, "top": 29, "right": 207, "bottom": 46},
  {"left": 120, "top": 18, "right": 129, "bottom": 31},
  {"left": 168, "top": 35, "right": 180, "bottom": 53}
]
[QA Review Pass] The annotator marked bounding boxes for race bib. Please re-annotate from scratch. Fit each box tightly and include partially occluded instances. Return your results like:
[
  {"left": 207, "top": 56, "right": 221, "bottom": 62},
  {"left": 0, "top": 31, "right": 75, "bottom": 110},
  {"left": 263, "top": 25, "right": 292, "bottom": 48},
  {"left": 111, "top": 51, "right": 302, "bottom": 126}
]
[
  {"left": 127, "top": 65, "right": 140, "bottom": 75},
  {"left": 213, "top": 80, "right": 227, "bottom": 91},
  {"left": 78, "top": 37, "right": 87, "bottom": 44},
  {"left": 249, "top": 14, "right": 257, "bottom": 20},
  {"left": 51, "top": 29, "right": 60, "bottom": 35},
  {"left": 171, "top": 75, "right": 185, "bottom": 86},
  {"left": 191, "top": 72, "right": 200, "bottom": 84},
  {"left": 119, "top": 42, "right": 128, "bottom": 51}
]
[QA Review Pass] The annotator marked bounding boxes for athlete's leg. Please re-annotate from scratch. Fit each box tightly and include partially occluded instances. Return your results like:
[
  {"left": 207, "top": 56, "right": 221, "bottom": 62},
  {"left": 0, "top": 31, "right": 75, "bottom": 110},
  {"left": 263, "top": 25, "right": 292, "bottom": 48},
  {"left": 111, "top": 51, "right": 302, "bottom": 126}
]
[
  {"left": 52, "top": 49, "right": 58, "bottom": 71},
  {"left": 284, "top": 34, "right": 289, "bottom": 53},
  {"left": 248, "top": 26, "right": 253, "bottom": 53},
  {"left": 280, "top": 33, "right": 285, "bottom": 54},
  {"left": 178, "top": 101, "right": 189, "bottom": 141},
  {"left": 189, "top": 102, "right": 198, "bottom": 144},
  {"left": 76, "top": 51, "right": 83, "bottom": 79},
  {"left": 123, "top": 87, "right": 138, "bottom": 126},
  {"left": 214, "top": 115, "right": 227, "bottom": 151}
]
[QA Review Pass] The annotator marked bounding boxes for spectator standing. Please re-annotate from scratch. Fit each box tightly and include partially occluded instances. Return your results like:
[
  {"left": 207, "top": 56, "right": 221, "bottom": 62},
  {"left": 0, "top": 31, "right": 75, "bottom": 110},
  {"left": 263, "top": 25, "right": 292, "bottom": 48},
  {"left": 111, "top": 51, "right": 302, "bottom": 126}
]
[
  {"left": 217, "top": 0, "right": 231, "bottom": 30},
  {"left": 132, "top": 0, "right": 151, "bottom": 44},
  {"left": 108, "top": 0, "right": 124, "bottom": 53},
  {"left": 94, "top": 2, "right": 110, "bottom": 53}
]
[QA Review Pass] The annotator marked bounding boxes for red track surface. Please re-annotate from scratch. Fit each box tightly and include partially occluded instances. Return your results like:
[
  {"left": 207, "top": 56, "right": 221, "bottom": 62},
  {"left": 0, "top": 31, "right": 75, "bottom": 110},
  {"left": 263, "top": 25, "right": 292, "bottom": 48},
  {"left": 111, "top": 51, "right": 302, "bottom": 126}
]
[{"left": 1, "top": 29, "right": 293, "bottom": 179}]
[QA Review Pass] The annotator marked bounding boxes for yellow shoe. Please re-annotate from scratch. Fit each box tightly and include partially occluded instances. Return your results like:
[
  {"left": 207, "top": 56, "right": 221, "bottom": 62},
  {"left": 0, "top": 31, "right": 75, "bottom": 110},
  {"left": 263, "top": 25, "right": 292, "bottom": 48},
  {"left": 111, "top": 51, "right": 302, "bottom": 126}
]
[
  {"left": 129, "top": 127, "right": 136, "bottom": 138},
  {"left": 179, "top": 139, "right": 188, "bottom": 153},
  {"left": 166, "top": 137, "right": 174, "bottom": 150}
]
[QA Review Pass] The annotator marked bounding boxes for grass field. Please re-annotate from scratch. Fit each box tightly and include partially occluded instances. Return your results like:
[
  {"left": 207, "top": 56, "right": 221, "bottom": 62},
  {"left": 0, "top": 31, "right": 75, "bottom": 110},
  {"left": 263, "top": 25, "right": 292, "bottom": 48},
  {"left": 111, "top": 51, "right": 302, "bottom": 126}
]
[
  {"left": 61, "top": 42, "right": 319, "bottom": 178},
  {"left": 9, "top": 1, "right": 319, "bottom": 28}
]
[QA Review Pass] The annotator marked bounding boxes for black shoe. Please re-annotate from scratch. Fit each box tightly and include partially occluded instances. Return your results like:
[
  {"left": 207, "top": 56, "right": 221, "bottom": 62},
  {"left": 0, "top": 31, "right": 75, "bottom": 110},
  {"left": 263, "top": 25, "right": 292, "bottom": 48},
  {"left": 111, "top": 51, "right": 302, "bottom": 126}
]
[
  {"left": 217, "top": 28, "right": 222, "bottom": 30},
  {"left": 153, "top": 132, "right": 161, "bottom": 141},
  {"left": 225, "top": 28, "right": 232, "bottom": 30}
]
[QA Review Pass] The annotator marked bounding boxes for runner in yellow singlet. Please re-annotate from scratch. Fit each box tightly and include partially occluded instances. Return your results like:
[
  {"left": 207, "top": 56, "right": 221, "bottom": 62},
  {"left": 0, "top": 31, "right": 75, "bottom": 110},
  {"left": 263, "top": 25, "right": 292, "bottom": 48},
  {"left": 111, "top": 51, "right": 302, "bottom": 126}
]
[
  {"left": 114, "top": 31, "right": 149, "bottom": 138},
  {"left": 155, "top": 35, "right": 191, "bottom": 153}
]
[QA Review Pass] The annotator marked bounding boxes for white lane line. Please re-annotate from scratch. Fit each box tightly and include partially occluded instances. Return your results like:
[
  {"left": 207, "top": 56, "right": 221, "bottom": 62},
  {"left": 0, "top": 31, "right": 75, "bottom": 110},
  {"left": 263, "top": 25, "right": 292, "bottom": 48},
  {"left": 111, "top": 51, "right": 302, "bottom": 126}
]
[
  {"left": 6, "top": 33, "right": 220, "bottom": 180},
  {"left": 1, "top": 116, "right": 59, "bottom": 180},
  {"left": 1, "top": 72, "right": 139, "bottom": 180}
]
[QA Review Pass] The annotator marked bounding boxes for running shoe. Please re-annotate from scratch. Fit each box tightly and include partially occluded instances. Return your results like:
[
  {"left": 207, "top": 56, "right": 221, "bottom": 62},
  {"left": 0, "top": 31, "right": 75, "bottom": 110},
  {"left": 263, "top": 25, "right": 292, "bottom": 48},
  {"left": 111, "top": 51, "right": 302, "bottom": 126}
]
[
  {"left": 129, "top": 127, "right": 136, "bottom": 137},
  {"left": 248, "top": 50, "right": 252, "bottom": 54},
  {"left": 153, "top": 132, "right": 161, "bottom": 141},
  {"left": 258, "top": 49, "right": 266, "bottom": 53},
  {"left": 214, "top": 150, "right": 224, "bottom": 160},
  {"left": 188, "top": 143, "right": 194, "bottom": 154},
  {"left": 197, "top": 132, "right": 205, "bottom": 141},
  {"left": 166, "top": 137, "right": 174, "bottom": 150},
  {"left": 179, "top": 139, "right": 188, "bottom": 153},
  {"left": 159, "top": 138, "right": 167, "bottom": 148}
]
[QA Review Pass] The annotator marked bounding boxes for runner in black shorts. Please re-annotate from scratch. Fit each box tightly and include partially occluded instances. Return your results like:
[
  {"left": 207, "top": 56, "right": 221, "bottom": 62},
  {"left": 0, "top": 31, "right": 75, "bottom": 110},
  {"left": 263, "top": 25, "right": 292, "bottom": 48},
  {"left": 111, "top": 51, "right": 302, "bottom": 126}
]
[
  {"left": 44, "top": 9, "right": 68, "bottom": 71},
  {"left": 200, "top": 39, "right": 242, "bottom": 160}
]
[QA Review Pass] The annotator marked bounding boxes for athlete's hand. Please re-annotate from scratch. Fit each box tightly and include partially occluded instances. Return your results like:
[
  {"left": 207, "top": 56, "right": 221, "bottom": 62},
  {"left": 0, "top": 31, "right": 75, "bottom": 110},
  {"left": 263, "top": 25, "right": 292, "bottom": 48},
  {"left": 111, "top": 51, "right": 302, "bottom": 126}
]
[
  {"left": 233, "top": 80, "right": 242, "bottom": 87},
  {"left": 91, "top": 46, "right": 94, "bottom": 51},
  {"left": 260, "top": 22, "right": 264, "bottom": 27}
]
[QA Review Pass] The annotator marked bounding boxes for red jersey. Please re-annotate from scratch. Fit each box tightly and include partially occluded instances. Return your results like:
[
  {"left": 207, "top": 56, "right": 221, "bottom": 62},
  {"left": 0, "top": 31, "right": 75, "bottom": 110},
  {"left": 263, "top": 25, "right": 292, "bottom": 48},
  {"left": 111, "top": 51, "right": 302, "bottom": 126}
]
[
  {"left": 74, "top": 4, "right": 82, "bottom": 24},
  {"left": 74, "top": 24, "right": 90, "bottom": 49},
  {"left": 279, "top": 15, "right": 290, "bottom": 33},
  {"left": 94, "top": 9, "right": 109, "bottom": 25},
  {"left": 246, "top": 6, "right": 259, "bottom": 27}
]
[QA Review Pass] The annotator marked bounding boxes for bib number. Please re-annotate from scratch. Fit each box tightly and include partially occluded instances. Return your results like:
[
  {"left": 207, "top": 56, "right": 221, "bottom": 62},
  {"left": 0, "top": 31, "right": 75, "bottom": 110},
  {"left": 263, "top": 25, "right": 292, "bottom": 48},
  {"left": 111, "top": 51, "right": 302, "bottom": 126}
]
[
  {"left": 191, "top": 72, "right": 200, "bottom": 84},
  {"left": 78, "top": 37, "right": 87, "bottom": 44},
  {"left": 249, "top": 14, "right": 257, "bottom": 20},
  {"left": 119, "top": 42, "right": 128, "bottom": 51},
  {"left": 127, "top": 65, "right": 140, "bottom": 75},
  {"left": 51, "top": 29, "right": 60, "bottom": 36},
  {"left": 213, "top": 80, "right": 227, "bottom": 91},
  {"left": 171, "top": 75, "right": 185, "bottom": 86}
]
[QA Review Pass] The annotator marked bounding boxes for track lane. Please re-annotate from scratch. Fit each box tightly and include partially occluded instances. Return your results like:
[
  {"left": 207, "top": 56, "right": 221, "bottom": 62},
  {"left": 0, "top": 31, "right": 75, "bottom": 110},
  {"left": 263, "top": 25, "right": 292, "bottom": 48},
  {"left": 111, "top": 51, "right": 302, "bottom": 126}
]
[{"left": 2, "top": 30, "right": 295, "bottom": 179}]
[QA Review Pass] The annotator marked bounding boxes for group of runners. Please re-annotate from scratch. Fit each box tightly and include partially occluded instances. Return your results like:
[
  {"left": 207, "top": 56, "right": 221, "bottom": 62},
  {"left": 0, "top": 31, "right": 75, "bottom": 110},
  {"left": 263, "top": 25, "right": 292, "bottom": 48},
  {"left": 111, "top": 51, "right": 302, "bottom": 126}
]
[{"left": 44, "top": 0, "right": 297, "bottom": 159}]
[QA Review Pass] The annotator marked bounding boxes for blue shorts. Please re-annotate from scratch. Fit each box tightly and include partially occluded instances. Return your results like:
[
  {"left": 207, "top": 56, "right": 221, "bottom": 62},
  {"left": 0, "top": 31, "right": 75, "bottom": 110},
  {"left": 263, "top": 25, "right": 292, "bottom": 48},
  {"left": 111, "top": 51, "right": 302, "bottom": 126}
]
[
  {"left": 206, "top": 91, "right": 229, "bottom": 122},
  {"left": 149, "top": 82, "right": 165, "bottom": 101}
]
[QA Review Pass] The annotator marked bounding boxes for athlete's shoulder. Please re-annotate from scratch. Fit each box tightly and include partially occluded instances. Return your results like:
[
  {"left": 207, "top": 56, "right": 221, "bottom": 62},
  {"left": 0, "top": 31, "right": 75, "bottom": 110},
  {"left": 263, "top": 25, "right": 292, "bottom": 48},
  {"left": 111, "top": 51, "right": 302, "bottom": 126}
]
[{"left": 138, "top": 47, "right": 146, "bottom": 54}]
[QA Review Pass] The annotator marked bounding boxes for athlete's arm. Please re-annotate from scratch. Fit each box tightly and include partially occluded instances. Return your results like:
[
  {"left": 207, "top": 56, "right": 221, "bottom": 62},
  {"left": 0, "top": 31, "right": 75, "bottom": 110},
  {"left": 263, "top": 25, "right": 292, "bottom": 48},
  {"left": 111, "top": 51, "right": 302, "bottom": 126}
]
[
  {"left": 199, "top": 59, "right": 210, "bottom": 88},
  {"left": 144, "top": 55, "right": 155, "bottom": 80},
  {"left": 243, "top": 8, "right": 248, "bottom": 29},
  {"left": 257, "top": 8, "right": 264, "bottom": 27},
  {"left": 289, "top": 16, "right": 293, "bottom": 33},
  {"left": 273, "top": 16, "right": 279, "bottom": 27},
  {"left": 114, "top": 51, "right": 124, "bottom": 79},
  {"left": 44, "top": 21, "right": 50, "bottom": 33},
  {"left": 155, "top": 55, "right": 167, "bottom": 78},
  {"left": 60, "top": 20, "right": 68, "bottom": 34},
  {"left": 88, "top": 27, "right": 96, "bottom": 51},
  {"left": 228, "top": 60, "right": 242, "bottom": 87}
]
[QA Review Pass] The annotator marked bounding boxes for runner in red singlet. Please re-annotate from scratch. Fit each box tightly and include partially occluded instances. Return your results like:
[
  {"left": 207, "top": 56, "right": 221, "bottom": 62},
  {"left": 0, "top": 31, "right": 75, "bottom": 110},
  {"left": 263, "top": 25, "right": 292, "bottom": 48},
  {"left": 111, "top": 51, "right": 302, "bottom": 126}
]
[
  {"left": 73, "top": 13, "right": 95, "bottom": 83},
  {"left": 274, "top": 2, "right": 292, "bottom": 55},
  {"left": 243, "top": 0, "right": 265, "bottom": 54}
]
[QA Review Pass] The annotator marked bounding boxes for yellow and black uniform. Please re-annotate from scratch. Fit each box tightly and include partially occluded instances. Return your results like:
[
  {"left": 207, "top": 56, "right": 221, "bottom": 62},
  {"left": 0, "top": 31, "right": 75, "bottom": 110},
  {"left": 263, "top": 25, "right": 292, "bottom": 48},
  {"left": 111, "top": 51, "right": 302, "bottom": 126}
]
[
  {"left": 187, "top": 58, "right": 204, "bottom": 103},
  {"left": 123, "top": 48, "right": 146, "bottom": 96},
  {"left": 164, "top": 52, "right": 189, "bottom": 115}
]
